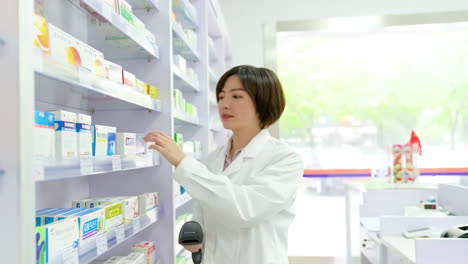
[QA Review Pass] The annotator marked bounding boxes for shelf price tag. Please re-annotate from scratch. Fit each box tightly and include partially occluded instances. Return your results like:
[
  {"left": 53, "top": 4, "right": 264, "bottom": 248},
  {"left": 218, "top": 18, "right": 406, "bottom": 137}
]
[
  {"left": 96, "top": 232, "right": 108, "bottom": 255},
  {"left": 115, "top": 224, "right": 125, "bottom": 244},
  {"left": 112, "top": 155, "right": 122, "bottom": 171},
  {"left": 133, "top": 217, "right": 141, "bottom": 232},
  {"left": 62, "top": 247, "right": 78, "bottom": 264},
  {"left": 80, "top": 154, "right": 93, "bottom": 175}
]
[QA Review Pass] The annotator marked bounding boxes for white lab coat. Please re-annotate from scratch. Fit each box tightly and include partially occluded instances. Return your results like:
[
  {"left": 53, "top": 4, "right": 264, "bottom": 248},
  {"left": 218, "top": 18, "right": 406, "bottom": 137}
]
[{"left": 174, "top": 129, "right": 304, "bottom": 264}]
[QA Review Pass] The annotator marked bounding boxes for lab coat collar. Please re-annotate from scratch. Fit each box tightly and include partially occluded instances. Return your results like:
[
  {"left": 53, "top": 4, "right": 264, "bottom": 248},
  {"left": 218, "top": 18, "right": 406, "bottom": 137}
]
[
  {"left": 220, "top": 129, "right": 271, "bottom": 176},
  {"left": 240, "top": 129, "right": 271, "bottom": 158}
]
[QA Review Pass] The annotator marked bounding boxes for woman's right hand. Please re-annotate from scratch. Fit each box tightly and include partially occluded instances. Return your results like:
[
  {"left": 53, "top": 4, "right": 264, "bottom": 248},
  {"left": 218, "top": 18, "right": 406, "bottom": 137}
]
[{"left": 183, "top": 244, "right": 202, "bottom": 253}]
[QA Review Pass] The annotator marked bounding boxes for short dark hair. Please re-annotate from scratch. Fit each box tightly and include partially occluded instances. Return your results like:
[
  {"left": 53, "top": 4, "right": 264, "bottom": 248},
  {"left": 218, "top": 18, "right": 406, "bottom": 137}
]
[{"left": 216, "top": 65, "right": 286, "bottom": 129}]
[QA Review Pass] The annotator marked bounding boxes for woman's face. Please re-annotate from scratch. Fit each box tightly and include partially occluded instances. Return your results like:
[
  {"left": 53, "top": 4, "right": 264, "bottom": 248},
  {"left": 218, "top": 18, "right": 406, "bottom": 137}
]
[{"left": 218, "top": 75, "right": 260, "bottom": 131}]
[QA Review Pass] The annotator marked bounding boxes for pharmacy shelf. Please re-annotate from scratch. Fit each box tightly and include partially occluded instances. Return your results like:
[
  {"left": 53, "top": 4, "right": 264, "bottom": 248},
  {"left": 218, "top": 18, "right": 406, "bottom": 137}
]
[
  {"left": 174, "top": 115, "right": 202, "bottom": 127},
  {"left": 209, "top": 94, "right": 217, "bottom": 107},
  {"left": 127, "top": 0, "right": 159, "bottom": 10},
  {"left": 175, "top": 193, "right": 193, "bottom": 209},
  {"left": 172, "top": 25, "right": 200, "bottom": 62},
  {"left": 208, "top": 39, "right": 217, "bottom": 63},
  {"left": 35, "top": 56, "right": 162, "bottom": 112},
  {"left": 77, "top": 0, "right": 160, "bottom": 60},
  {"left": 173, "top": 66, "right": 200, "bottom": 93},
  {"left": 207, "top": 5, "right": 222, "bottom": 39},
  {"left": 209, "top": 68, "right": 218, "bottom": 86},
  {"left": 36, "top": 154, "right": 159, "bottom": 182},
  {"left": 80, "top": 207, "right": 160, "bottom": 264},
  {"left": 172, "top": 0, "right": 199, "bottom": 29}
]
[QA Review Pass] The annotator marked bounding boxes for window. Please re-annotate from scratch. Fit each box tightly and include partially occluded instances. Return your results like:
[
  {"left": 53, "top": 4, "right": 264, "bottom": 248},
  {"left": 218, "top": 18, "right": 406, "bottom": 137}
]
[{"left": 277, "top": 21, "right": 468, "bottom": 169}]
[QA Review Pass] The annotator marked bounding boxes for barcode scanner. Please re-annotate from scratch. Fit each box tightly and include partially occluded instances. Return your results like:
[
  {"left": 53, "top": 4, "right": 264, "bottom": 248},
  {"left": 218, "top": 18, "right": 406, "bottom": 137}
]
[{"left": 178, "top": 221, "right": 204, "bottom": 264}]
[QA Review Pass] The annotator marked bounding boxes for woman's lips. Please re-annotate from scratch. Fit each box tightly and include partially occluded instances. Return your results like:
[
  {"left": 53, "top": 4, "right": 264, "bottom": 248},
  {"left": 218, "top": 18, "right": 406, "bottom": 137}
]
[{"left": 221, "top": 114, "right": 234, "bottom": 120}]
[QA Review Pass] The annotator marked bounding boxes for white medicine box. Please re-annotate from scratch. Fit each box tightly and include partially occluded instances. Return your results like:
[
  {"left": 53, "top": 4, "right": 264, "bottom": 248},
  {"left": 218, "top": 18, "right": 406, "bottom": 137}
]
[
  {"left": 116, "top": 133, "right": 137, "bottom": 156},
  {"left": 34, "top": 110, "right": 55, "bottom": 159},
  {"left": 50, "top": 110, "right": 77, "bottom": 159},
  {"left": 92, "top": 124, "right": 108, "bottom": 156},
  {"left": 77, "top": 113, "right": 92, "bottom": 155}
]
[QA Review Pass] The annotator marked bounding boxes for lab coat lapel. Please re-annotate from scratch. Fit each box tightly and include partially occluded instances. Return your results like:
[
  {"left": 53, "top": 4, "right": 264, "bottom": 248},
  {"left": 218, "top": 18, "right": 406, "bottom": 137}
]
[{"left": 222, "top": 129, "right": 271, "bottom": 177}]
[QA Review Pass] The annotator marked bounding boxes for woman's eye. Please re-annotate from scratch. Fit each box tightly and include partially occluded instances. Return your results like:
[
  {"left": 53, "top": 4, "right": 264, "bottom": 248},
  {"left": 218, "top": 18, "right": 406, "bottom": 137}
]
[{"left": 233, "top": 95, "right": 242, "bottom": 99}]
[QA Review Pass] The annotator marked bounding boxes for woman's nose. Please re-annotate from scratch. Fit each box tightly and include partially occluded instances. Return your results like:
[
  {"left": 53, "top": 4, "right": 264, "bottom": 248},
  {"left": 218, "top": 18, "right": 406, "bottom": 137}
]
[{"left": 219, "top": 99, "right": 230, "bottom": 109}]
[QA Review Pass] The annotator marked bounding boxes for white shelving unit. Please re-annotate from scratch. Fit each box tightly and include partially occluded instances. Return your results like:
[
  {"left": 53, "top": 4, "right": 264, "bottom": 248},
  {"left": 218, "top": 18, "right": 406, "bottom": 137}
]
[{"left": 0, "top": 0, "right": 231, "bottom": 263}]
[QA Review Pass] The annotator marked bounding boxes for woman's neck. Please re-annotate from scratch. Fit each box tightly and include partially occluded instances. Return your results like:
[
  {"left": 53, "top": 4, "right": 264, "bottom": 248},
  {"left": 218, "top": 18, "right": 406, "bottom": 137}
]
[{"left": 230, "top": 126, "right": 262, "bottom": 155}]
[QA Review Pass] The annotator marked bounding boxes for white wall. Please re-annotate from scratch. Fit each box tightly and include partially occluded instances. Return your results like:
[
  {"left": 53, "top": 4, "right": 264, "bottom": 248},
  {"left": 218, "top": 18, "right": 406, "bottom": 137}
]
[{"left": 219, "top": 0, "right": 468, "bottom": 67}]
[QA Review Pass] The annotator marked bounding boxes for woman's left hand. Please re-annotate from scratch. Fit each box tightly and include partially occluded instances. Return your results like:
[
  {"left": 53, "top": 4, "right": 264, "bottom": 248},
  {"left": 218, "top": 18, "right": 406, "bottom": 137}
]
[{"left": 144, "top": 132, "right": 186, "bottom": 167}]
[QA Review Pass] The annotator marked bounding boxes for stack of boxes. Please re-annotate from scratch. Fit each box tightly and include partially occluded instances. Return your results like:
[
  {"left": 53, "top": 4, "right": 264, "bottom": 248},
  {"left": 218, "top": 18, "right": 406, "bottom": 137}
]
[
  {"left": 33, "top": 15, "right": 160, "bottom": 102},
  {"left": 84, "top": 0, "right": 156, "bottom": 50},
  {"left": 101, "top": 241, "right": 156, "bottom": 264}
]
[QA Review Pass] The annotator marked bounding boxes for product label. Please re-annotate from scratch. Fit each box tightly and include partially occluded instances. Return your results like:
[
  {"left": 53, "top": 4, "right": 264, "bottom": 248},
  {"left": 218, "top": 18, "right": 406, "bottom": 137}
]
[
  {"left": 82, "top": 218, "right": 99, "bottom": 239},
  {"left": 107, "top": 132, "right": 116, "bottom": 156},
  {"left": 126, "top": 137, "right": 135, "bottom": 146},
  {"left": 77, "top": 123, "right": 91, "bottom": 132},
  {"left": 35, "top": 111, "right": 55, "bottom": 128},
  {"left": 55, "top": 121, "right": 76, "bottom": 132},
  {"left": 97, "top": 132, "right": 107, "bottom": 142},
  {"left": 105, "top": 203, "right": 122, "bottom": 220}
]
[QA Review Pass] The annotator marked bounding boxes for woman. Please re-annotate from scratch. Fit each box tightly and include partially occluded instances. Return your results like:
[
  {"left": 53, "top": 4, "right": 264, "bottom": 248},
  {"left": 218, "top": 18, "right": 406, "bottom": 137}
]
[{"left": 144, "top": 65, "right": 303, "bottom": 263}]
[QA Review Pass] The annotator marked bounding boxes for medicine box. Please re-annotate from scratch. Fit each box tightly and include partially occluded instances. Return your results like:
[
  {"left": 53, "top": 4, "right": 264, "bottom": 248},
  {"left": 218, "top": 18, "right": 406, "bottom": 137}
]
[
  {"left": 116, "top": 196, "right": 139, "bottom": 222},
  {"left": 105, "top": 59, "right": 123, "bottom": 84},
  {"left": 107, "top": 126, "right": 117, "bottom": 156},
  {"left": 116, "top": 133, "right": 137, "bottom": 156},
  {"left": 131, "top": 241, "right": 156, "bottom": 264},
  {"left": 138, "top": 192, "right": 158, "bottom": 215},
  {"left": 60, "top": 208, "right": 105, "bottom": 241},
  {"left": 104, "top": 256, "right": 126, "bottom": 264},
  {"left": 146, "top": 84, "right": 159, "bottom": 99},
  {"left": 50, "top": 110, "right": 77, "bottom": 159},
  {"left": 33, "top": 14, "right": 50, "bottom": 55},
  {"left": 124, "top": 253, "right": 145, "bottom": 264},
  {"left": 34, "top": 111, "right": 55, "bottom": 159},
  {"left": 123, "top": 70, "right": 136, "bottom": 88},
  {"left": 135, "top": 134, "right": 147, "bottom": 155},
  {"left": 118, "top": 0, "right": 134, "bottom": 24},
  {"left": 35, "top": 226, "right": 47, "bottom": 264},
  {"left": 43, "top": 208, "right": 81, "bottom": 225},
  {"left": 174, "top": 55, "right": 186, "bottom": 73},
  {"left": 92, "top": 124, "right": 107, "bottom": 156},
  {"left": 104, "top": 0, "right": 119, "bottom": 12},
  {"left": 48, "top": 23, "right": 82, "bottom": 67},
  {"left": 45, "top": 217, "right": 80, "bottom": 263},
  {"left": 135, "top": 79, "right": 146, "bottom": 93},
  {"left": 80, "top": 42, "right": 104, "bottom": 75},
  {"left": 97, "top": 202, "right": 124, "bottom": 231},
  {"left": 72, "top": 198, "right": 91, "bottom": 208},
  {"left": 77, "top": 113, "right": 92, "bottom": 155},
  {"left": 36, "top": 208, "right": 58, "bottom": 226}
]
